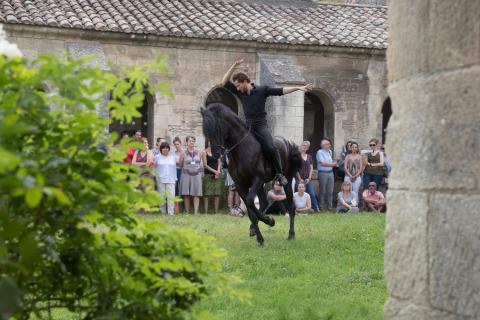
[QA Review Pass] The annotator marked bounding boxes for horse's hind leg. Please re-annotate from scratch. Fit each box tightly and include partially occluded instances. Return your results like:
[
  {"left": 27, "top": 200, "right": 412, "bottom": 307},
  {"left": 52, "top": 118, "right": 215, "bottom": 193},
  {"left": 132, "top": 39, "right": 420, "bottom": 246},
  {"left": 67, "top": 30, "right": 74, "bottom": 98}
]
[
  {"left": 284, "top": 180, "right": 296, "bottom": 240},
  {"left": 237, "top": 185, "right": 264, "bottom": 245}
]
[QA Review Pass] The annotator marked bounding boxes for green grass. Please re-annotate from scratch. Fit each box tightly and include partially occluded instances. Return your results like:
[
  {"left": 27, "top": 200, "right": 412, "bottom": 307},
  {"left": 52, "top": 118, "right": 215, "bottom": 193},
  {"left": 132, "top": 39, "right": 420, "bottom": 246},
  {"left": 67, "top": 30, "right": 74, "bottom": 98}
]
[
  {"left": 37, "top": 213, "right": 386, "bottom": 320},
  {"left": 152, "top": 213, "right": 387, "bottom": 320}
]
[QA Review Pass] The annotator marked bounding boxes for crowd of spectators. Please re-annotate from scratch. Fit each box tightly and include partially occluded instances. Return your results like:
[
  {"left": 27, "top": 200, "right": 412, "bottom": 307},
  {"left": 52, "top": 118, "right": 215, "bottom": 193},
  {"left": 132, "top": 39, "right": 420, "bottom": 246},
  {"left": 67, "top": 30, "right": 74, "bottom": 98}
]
[{"left": 121, "top": 130, "right": 390, "bottom": 216}]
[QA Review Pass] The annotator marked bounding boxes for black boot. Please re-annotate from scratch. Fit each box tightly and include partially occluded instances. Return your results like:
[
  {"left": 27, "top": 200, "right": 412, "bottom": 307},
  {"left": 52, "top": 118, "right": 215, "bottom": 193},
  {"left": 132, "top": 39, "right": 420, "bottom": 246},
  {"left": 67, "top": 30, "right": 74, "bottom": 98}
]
[{"left": 272, "top": 150, "right": 288, "bottom": 186}]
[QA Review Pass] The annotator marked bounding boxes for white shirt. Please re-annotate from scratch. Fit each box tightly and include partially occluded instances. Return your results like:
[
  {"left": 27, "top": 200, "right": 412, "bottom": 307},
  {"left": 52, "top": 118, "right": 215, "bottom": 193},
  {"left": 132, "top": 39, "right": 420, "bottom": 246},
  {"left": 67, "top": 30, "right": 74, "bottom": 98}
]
[
  {"left": 293, "top": 192, "right": 311, "bottom": 209},
  {"left": 154, "top": 154, "right": 177, "bottom": 184}
]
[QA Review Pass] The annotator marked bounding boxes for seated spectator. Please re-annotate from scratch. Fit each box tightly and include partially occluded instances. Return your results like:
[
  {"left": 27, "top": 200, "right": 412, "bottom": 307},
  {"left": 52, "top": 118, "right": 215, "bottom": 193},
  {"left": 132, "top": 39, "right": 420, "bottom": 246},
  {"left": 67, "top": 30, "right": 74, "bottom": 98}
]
[
  {"left": 336, "top": 181, "right": 359, "bottom": 213},
  {"left": 265, "top": 181, "right": 288, "bottom": 216},
  {"left": 362, "top": 181, "right": 386, "bottom": 213},
  {"left": 293, "top": 182, "right": 313, "bottom": 215}
]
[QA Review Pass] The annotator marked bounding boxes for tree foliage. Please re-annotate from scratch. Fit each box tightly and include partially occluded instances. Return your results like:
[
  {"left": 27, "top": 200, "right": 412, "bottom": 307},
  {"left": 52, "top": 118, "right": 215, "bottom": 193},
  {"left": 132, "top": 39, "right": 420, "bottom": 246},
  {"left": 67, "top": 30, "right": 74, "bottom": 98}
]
[{"left": 0, "top": 53, "right": 239, "bottom": 320}]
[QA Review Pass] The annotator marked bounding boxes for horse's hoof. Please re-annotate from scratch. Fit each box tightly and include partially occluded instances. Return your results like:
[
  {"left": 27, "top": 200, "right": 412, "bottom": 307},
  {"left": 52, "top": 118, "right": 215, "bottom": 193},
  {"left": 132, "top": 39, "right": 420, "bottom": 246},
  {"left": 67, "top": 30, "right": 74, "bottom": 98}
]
[
  {"left": 257, "top": 240, "right": 264, "bottom": 246},
  {"left": 249, "top": 229, "right": 256, "bottom": 237},
  {"left": 288, "top": 234, "right": 295, "bottom": 240},
  {"left": 267, "top": 217, "right": 275, "bottom": 227}
]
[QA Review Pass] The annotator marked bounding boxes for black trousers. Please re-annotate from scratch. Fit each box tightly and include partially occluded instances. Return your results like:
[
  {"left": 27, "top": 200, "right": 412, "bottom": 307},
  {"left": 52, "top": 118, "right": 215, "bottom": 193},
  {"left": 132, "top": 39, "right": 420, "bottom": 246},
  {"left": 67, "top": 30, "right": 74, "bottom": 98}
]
[
  {"left": 265, "top": 200, "right": 288, "bottom": 215},
  {"left": 249, "top": 121, "right": 283, "bottom": 175}
]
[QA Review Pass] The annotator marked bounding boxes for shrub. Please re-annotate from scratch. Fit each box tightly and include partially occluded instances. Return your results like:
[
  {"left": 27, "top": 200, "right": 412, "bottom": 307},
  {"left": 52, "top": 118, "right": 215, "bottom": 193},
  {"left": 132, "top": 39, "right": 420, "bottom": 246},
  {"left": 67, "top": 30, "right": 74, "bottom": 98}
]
[{"left": 0, "top": 42, "right": 237, "bottom": 319}]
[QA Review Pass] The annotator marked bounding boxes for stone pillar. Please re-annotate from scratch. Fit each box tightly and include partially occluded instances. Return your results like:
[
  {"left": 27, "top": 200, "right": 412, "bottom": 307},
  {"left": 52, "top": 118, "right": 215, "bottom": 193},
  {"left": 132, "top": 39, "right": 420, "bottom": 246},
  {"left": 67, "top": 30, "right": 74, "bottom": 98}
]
[
  {"left": 270, "top": 89, "right": 305, "bottom": 144},
  {"left": 384, "top": 1, "right": 480, "bottom": 319}
]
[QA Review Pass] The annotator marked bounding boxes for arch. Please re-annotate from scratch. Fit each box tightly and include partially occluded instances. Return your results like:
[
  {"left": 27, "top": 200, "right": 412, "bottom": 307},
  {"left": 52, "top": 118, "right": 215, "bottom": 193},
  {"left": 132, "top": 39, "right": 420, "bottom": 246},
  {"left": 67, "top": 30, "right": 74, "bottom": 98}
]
[
  {"left": 108, "top": 86, "right": 155, "bottom": 146},
  {"left": 381, "top": 97, "right": 392, "bottom": 144},
  {"left": 303, "top": 90, "right": 335, "bottom": 168},
  {"left": 205, "top": 86, "right": 241, "bottom": 115}
]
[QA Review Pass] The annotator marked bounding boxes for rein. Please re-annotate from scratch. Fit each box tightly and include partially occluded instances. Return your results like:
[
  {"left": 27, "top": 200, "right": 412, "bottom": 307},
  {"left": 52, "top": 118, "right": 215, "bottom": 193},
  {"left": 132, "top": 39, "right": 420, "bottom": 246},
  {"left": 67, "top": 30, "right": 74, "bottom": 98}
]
[{"left": 213, "top": 126, "right": 251, "bottom": 156}]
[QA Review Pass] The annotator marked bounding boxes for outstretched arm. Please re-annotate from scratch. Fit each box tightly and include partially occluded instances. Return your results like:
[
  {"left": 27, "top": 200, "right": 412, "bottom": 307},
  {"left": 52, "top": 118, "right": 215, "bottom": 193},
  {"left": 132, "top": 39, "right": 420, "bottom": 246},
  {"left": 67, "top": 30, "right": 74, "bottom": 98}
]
[
  {"left": 221, "top": 59, "right": 244, "bottom": 86},
  {"left": 282, "top": 83, "right": 313, "bottom": 95}
]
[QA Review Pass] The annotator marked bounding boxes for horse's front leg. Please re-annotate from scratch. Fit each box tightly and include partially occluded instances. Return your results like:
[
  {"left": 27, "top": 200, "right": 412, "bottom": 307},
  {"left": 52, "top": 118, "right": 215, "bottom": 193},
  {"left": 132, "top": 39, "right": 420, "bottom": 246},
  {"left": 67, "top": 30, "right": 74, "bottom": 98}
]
[
  {"left": 248, "top": 177, "right": 275, "bottom": 228},
  {"left": 257, "top": 186, "right": 268, "bottom": 213},
  {"left": 236, "top": 185, "right": 264, "bottom": 245},
  {"left": 284, "top": 180, "right": 295, "bottom": 240}
]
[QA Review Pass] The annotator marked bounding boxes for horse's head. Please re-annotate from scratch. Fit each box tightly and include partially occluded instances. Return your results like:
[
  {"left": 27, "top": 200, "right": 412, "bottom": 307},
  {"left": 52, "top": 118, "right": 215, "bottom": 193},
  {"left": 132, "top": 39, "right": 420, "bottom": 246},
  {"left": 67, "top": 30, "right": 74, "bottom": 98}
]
[{"left": 201, "top": 105, "right": 225, "bottom": 159}]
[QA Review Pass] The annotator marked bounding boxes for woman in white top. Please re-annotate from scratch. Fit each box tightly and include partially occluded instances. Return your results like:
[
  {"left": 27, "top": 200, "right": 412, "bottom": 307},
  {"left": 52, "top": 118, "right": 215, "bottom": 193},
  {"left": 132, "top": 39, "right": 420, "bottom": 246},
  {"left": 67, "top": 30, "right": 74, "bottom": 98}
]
[
  {"left": 154, "top": 142, "right": 177, "bottom": 215},
  {"left": 172, "top": 136, "right": 185, "bottom": 213},
  {"left": 293, "top": 182, "right": 313, "bottom": 215}
]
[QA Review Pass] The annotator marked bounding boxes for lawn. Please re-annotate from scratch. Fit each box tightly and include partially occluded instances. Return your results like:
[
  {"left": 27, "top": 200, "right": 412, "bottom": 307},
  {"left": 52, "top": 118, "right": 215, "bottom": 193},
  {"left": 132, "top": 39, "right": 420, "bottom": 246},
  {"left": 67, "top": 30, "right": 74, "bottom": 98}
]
[
  {"left": 151, "top": 212, "right": 387, "bottom": 320},
  {"left": 42, "top": 213, "right": 386, "bottom": 320}
]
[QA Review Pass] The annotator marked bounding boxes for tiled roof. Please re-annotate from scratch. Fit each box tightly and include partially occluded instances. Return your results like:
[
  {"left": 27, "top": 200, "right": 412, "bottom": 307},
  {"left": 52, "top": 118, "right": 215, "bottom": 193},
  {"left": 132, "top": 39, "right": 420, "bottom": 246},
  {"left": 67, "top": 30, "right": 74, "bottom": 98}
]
[{"left": 0, "top": 0, "right": 388, "bottom": 49}]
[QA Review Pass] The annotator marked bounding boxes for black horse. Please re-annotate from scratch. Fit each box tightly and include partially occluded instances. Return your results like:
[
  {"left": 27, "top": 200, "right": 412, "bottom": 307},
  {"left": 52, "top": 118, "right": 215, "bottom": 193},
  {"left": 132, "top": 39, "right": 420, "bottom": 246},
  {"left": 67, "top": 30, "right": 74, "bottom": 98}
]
[{"left": 201, "top": 103, "right": 302, "bottom": 245}]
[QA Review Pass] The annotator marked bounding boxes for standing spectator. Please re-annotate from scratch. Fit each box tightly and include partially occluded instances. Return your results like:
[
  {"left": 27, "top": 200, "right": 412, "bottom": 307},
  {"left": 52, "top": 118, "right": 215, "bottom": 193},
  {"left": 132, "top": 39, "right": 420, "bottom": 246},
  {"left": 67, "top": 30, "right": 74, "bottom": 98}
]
[
  {"left": 336, "top": 181, "right": 359, "bottom": 213},
  {"left": 344, "top": 142, "right": 364, "bottom": 203},
  {"left": 132, "top": 138, "right": 154, "bottom": 172},
  {"left": 316, "top": 139, "right": 338, "bottom": 210},
  {"left": 179, "top": 136, "right": 203, "bottom": 215},
  {"left": 133, "top": 130, "right": 142, "bottom": 142},
  {"left": 152, "top": 137, "right": 166, "bottom": 191},
  {"left": 119, "top": 131, "right": 136, "bottom": 164},
  {"left": 132, "top": 138, "right": 154, "bottom": 214},
  {"left": 223, "top": 154, "right": 241, "bottom": 215},
  {"left": 173, "top": 136, "right": 184, "bottom": 213},
  {"left": 379, "top": 144, "right": 392, "bottom": 195},
  {"left": 152, "top": 137, "right": 165, "bottom": 157},
  {"left": 201, "top": 140, "right": 223, "bottom": 214},
  {"left": 363, "top": 138, "right": 385, "bottom": 190},
  {"left": 293, "top": 182, "right": 313, "bottom": 215},
  {"left": 338, "top": 141, "right": 352, "bottom": 180},
  {"left": 154, "top": 142, "right": 177, "bottom": 215},
  {"left": 362, "top": 181, "right": 386, "bottom": 213},
  {"left": 297, "top": 141, "right": 319, "bottom": 212},
  {"left": 265, "top": 180, "right": 288, "bottom": 216}
]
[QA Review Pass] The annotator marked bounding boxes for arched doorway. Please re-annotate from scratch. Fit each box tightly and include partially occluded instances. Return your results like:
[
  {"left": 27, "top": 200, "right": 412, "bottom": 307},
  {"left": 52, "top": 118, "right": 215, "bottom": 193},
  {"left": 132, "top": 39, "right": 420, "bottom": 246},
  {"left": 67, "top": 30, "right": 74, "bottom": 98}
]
[
  {"left": 109, "top": 89, "right": 155, "bottom": 146},
  {"left": 381, "top": 97, "right": 392, "bottom": 144},
  {"left": 205, "top": 87, "right": 241, "bottom": 115},
  {"left": 303, "top": 91, "right": 334, "bottom": 168}
]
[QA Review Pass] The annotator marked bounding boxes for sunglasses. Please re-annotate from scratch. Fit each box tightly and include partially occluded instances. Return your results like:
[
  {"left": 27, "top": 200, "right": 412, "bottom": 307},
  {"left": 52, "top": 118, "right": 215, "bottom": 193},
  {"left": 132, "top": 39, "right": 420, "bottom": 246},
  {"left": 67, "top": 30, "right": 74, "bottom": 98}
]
[
  {"left": 369, "top": 144, "right": 376, "bottom": 147},
  {"left": 368, "top": 185, "right": 376, "bottom": 187}
]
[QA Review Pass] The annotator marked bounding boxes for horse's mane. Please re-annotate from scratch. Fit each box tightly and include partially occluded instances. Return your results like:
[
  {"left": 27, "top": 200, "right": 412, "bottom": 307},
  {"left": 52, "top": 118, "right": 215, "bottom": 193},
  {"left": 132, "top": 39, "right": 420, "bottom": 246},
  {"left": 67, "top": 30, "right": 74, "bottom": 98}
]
[{"left": 202, "top": 103, "right": 241, "bottom": 143}]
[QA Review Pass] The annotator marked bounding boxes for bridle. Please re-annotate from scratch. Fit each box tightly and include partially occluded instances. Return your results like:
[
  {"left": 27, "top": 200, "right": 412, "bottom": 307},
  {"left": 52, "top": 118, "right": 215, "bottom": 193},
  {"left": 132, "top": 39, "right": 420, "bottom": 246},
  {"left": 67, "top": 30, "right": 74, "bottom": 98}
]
[{"left": 211, "top": 126, "right": 251, "bottom": 157}]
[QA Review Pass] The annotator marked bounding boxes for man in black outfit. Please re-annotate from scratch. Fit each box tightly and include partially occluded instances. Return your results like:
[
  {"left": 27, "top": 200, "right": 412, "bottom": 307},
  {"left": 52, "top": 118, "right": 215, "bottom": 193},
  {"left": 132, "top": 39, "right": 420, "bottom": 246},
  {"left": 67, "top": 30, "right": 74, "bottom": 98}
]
[{"left": 221, "top": 59, "right": 313, "bottom": 185}]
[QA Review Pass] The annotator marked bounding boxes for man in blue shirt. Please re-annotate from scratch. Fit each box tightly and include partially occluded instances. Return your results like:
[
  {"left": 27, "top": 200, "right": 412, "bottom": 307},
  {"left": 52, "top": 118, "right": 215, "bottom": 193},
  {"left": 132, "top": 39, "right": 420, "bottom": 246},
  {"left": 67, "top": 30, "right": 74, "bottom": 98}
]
[
  {"left": 316, "top": 139, "right": 338, "bottom": 210},
  {"left": 221, "top": 59, "right": 312, "bottom": 185}
]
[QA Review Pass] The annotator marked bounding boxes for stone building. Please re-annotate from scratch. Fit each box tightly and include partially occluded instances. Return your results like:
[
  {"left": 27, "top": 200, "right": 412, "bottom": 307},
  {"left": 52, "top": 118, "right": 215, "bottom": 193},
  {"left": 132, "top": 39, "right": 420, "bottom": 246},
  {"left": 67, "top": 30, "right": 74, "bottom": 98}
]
[
  {"left": 385, "top": 0, "right": 480, "bottom": 318},
  {"left": 1, "top": 0, "right": 388, "bottom": 159}
]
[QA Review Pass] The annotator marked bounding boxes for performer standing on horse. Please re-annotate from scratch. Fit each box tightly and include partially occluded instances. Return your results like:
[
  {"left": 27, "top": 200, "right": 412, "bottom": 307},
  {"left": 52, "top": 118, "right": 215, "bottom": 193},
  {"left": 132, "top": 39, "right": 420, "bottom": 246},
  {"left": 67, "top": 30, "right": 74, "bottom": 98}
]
[{"left": 221, "top": 59, "right": 313, "bottom": 186}]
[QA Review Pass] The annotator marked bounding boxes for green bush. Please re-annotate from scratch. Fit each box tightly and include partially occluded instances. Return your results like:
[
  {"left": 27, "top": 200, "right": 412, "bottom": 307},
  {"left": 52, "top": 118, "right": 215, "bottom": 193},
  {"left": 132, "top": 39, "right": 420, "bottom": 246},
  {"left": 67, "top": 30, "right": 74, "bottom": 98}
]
[{"left": 0, "top": 51, "right": 238, "bottom": 320}]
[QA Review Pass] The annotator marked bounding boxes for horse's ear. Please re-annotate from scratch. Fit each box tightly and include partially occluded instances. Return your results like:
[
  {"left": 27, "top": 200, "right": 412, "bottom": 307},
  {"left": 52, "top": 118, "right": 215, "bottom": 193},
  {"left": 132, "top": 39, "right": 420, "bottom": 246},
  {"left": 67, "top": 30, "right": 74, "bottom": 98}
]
[{"left": 200, "top": 106, "right": 206, "bottom": 116}]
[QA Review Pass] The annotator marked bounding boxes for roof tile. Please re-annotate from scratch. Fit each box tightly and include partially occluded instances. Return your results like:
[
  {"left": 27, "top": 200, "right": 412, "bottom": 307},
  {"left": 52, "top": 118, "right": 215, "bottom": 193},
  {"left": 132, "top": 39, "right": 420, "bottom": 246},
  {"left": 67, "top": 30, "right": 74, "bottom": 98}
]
[{"left": 0, "top": 0, "right": 387, "bottom": 49}]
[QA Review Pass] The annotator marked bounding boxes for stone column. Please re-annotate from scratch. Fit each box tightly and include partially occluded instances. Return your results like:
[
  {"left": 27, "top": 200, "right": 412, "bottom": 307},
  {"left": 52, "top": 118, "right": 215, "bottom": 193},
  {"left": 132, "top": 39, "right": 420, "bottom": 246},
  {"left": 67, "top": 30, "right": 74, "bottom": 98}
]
[
  {"left": 270, "top": 89, "right": 305, "bottom": 144},
  {"left": 384, "top": 1, "right": 480, "bottom": 319}
]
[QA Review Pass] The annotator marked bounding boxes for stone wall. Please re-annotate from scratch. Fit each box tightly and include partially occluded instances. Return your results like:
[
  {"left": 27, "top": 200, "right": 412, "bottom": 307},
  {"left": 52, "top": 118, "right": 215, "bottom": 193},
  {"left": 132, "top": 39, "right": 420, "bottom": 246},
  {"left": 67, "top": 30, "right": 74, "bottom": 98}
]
[
  {"left": 385, "top": 0, "right": 480, "bottom": 319},
  {"left": 5, "top": 25, "right": 387, "bottom": 156}
]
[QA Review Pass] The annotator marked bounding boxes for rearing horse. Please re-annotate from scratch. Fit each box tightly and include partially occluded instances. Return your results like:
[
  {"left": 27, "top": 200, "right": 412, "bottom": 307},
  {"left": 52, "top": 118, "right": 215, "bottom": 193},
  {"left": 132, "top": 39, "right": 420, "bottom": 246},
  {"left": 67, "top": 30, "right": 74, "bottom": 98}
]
[{"left": 201, "top": 103, "right": 302, "bottom": 245}]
